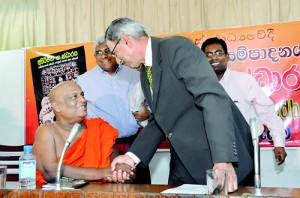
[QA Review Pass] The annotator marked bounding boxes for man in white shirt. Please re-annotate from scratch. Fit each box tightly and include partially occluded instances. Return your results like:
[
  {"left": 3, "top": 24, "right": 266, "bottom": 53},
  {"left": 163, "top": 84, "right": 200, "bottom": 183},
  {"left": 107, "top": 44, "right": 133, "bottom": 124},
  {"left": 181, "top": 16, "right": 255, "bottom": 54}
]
[
  {"left": 201, "top": 37, "right": 287, "bottom": 165},
  {"left": 76, "top": 36, "right": 149, "bottom": 138}
]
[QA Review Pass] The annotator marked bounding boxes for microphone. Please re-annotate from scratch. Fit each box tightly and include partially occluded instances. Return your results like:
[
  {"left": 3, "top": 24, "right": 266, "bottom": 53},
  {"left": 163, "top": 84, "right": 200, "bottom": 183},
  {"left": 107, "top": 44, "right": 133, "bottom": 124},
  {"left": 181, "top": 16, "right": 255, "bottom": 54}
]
[
  {"left": 65, "top": 123, "right": 81, "bottom": 147},
  {"left": 56, "top": 123, "right": 81, "bottom": 190}
]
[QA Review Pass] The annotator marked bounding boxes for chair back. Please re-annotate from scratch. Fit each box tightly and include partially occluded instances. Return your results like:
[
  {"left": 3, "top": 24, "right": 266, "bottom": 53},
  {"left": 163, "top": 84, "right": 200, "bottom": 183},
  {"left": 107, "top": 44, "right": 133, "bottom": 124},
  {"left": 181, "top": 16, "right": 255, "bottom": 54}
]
[{"left": 0, "top": 145, "right": 24, "bottom": 181}]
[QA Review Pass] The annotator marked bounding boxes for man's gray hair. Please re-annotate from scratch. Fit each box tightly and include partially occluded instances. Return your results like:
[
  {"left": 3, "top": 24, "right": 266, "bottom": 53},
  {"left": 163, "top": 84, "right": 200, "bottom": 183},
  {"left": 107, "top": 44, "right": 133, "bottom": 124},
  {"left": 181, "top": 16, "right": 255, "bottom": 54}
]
[
  {"left": 105, "top": 18, "right": 148, "bottom": 42},
  {"left": 94, "top": 36, "right": 105, "bottom": 53}
]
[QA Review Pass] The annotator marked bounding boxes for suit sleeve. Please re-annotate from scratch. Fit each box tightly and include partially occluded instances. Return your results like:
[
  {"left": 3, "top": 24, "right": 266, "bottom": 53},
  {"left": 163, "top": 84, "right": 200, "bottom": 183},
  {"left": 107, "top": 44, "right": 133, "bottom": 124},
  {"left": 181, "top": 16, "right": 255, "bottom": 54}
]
[
  {"left": 129, "top": 119, "right": 165, "bottom": 167},
  {"left": 167, "top": 37, "right": 238, "bottom": 163}
]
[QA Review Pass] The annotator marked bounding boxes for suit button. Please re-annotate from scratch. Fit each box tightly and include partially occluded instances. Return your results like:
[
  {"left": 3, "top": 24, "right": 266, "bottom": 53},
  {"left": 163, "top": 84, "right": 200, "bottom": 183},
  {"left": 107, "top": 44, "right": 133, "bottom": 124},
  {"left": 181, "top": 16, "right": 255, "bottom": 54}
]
[{"left": 233, "top": 149, "right": 237, "bottom": 156}]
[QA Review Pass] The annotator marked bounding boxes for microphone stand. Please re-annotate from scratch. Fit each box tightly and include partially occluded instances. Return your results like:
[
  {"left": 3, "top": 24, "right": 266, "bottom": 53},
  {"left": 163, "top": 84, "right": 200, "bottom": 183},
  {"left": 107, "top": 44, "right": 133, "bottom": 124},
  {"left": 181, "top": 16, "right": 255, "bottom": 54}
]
[
  {"left": 243, "top": 118, "right": 276, "bottom": 197},
  {"left": 56, "top": 123, "right": 81, "bottom": 190},
  {"left": 252, "top": 118, "right": 262, "bottom": 196},
  {"left": 56, "top": 143, "right": 69, "bottom": 190}
]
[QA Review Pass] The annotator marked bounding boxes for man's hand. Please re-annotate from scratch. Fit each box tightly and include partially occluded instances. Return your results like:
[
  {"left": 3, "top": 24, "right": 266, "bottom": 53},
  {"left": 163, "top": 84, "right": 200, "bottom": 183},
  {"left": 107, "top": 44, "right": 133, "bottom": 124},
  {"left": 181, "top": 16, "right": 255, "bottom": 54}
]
[
  {"left": 274, "top": 147, "right": 287, "bottom": 165},
  {"left": 213, "top": 163, "right": 237, "bottom": 192},
  {"left": 132, "top": 102, "right": 151, "bottom": 122},
  {"left": 110, "top": 155, "right": 135, "bottom": 183}
]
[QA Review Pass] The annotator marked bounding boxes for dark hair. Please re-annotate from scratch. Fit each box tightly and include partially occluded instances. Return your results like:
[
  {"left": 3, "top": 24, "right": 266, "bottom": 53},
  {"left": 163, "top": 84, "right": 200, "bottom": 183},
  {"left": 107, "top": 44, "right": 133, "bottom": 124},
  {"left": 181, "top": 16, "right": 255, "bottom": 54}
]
[{"left": 201, "top": 37, "right": 228, "bottom": 55}]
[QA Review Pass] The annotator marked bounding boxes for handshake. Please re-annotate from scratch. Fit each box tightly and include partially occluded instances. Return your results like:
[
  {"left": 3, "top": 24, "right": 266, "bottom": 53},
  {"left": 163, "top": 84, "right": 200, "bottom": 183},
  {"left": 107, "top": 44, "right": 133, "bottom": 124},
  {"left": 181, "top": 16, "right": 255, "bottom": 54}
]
[{"left": 105, "top": 154, "right": 137, "bottom": 183}]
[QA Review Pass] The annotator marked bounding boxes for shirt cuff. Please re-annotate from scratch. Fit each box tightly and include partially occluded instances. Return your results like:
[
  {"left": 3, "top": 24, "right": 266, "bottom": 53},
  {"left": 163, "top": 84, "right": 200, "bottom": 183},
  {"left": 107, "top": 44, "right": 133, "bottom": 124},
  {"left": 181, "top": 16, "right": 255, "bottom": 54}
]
[
  {"left": 272, "top": 136, "right": 286, "bottom": 147},
  {"left": 125, "top": 152, "right": 141, "bottom": 166}
]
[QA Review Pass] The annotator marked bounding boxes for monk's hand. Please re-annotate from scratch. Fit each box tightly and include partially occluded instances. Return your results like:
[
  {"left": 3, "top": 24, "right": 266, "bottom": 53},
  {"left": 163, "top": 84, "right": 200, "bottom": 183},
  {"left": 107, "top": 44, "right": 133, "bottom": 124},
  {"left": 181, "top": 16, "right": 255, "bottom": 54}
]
[
  {"left": 274, "top": 147, "right": 287, "bottom": 165},
  {"left": 116, "top": 163, "right": 135, "bottom": 175},
  {"left": 115, "top": 163, "right": 136, "bottom": 183},
  {"left": 103, "top": 167, "right": 114, "bottom": 182},
  {"left": 111, "top": 155, "right": 135, "bottom": 183},
  {"left": 213, "top": 163, "right": 237, "bottom": 193},
  {"left": 132, "top": 102, "right": 151, "bottom": 122}
]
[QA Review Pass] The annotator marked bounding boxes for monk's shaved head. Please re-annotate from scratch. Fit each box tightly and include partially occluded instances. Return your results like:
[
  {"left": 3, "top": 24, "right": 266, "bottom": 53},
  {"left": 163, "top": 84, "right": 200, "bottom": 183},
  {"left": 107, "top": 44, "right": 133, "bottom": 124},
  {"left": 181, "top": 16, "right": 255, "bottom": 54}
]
[
  {"left": 49, "top": 81, "right": 80, "bottom": 102},
  {"left": 49, "top": 81, "right": 86, "bottom": 119}
]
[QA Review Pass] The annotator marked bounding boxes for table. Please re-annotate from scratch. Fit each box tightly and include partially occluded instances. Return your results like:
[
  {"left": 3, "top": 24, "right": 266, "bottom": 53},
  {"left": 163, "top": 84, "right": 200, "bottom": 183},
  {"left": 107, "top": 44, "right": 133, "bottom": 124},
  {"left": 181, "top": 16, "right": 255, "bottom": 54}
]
[
  {"left": 1, "top": 183, "right": 300, "bottom": 197},
  {"left": 231, "top": 186, "right": 300, "bottom": 197},
  {"left": 82, "top": 184, "right": 300, "bottom": 197}
]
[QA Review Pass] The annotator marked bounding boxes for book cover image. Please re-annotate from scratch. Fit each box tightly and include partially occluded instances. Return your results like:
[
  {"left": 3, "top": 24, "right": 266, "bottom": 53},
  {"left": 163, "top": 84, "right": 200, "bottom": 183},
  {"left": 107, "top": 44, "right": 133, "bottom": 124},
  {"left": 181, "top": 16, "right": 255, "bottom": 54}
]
[{"left": 30, "top": 46, "right": 87, "bottom": 125}]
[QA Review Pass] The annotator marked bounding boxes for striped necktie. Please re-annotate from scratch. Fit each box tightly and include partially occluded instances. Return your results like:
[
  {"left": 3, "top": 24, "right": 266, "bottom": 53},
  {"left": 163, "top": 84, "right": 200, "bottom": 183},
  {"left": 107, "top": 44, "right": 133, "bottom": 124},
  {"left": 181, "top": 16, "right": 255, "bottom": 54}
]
[{"left": 145, "top": 65, "right": 153, "bottom": 88}]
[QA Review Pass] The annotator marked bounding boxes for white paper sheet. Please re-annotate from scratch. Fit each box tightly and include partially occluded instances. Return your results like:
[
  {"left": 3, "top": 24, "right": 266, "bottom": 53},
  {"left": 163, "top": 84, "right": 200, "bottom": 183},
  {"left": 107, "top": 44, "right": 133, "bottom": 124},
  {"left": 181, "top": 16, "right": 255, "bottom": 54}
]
[
  {"left": 161, "top": 184, "right": 208, "bottom": 195},
  {"left": 42, "top": 183, "right": 75, "bottom": 190}
]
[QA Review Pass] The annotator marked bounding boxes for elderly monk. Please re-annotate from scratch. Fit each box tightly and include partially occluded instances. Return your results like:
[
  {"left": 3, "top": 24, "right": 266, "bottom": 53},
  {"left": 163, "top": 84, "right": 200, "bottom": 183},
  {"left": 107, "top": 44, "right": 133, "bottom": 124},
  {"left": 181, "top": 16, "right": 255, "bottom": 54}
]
[{"left": 33, "top": 81, "right": 131, "bottom": 183}]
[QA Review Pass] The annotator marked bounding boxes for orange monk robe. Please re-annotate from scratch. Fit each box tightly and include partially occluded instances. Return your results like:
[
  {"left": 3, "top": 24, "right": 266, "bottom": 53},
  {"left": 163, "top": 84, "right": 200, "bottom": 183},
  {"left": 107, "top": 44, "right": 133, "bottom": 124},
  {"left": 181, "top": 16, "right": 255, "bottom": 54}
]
[{"left": 36, "top": 118, "right": 119, "bottom": 183}]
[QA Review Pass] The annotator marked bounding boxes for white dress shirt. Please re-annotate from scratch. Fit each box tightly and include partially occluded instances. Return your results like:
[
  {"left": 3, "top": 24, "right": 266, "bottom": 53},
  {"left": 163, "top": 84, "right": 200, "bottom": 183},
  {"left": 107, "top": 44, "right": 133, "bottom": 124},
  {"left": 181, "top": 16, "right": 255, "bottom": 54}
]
[
  {"left": 219, "top": 68, "right": 286, "bottom": 147},
  {"left": 145, "top": 37, "right": 153, "bottom": 96},
  {"left": 126, "top": 37, "right": 152, "bottom": 164},
  {"left": 145, "top": 37, "right": 152, "bottom": 67}
]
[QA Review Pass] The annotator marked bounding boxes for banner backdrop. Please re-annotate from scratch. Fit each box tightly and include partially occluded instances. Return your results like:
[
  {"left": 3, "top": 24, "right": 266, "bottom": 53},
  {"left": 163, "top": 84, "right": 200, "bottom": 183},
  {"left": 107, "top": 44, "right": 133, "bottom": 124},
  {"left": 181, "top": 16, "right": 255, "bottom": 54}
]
[
  {"left": 26, "top": 21, "right": 300, "bottom": 147},
  {"left": 159, "top": 20, "right": 300, "bottom": 147}
]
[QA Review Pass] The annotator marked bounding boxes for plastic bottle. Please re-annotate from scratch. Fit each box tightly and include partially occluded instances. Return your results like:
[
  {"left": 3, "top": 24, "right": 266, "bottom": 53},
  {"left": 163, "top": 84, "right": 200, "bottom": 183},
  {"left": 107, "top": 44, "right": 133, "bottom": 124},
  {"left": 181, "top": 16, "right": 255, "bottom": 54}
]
[{"left": 19, "top": 145, "right": 36, "bottom": 189}]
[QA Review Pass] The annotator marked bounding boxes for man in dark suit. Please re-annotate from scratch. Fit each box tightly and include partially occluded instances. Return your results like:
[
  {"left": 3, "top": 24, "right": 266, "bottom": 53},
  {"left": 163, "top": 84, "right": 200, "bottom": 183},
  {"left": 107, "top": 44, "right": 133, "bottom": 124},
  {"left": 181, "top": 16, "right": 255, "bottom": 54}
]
[{"left": 105, "top": 18, "right": 254, "bottom": 192}]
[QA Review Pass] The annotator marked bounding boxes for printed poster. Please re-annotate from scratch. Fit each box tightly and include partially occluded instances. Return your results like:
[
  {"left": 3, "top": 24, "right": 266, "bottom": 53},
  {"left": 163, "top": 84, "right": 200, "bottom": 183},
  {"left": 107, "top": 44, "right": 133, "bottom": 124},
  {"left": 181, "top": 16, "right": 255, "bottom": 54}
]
[{"left": 26, "top": 42, "right": 95, "bottom": 144}]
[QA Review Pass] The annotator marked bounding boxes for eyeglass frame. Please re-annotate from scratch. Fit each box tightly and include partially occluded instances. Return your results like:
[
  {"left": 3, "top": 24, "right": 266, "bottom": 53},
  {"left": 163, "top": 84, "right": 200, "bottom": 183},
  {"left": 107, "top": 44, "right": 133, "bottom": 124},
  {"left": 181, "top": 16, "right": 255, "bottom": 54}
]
[
  {"left": 110, "top": 38, "right": 121, "bottom": 58},
  {"left": 205, "top": 50, "right": 225, "bottom": 58},
  {"left": 95, "top": 48, "right": 111, "bottom": 56}
]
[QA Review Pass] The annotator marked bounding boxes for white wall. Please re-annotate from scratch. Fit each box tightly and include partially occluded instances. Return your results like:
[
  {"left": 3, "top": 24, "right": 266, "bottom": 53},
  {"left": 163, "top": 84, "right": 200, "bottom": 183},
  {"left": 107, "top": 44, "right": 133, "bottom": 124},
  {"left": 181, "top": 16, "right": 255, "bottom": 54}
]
[
  {"left": 0, "top": 49, "right": 25, "bottom": 145},
  {"left": 261, "top": 148, "right": 300, "bottom": 188},
  {"left": 149, "top": 148, "right": 300, "bottom": 188},
  {"left": 149, "top": 149, "right": 170, "bottom": 184}
]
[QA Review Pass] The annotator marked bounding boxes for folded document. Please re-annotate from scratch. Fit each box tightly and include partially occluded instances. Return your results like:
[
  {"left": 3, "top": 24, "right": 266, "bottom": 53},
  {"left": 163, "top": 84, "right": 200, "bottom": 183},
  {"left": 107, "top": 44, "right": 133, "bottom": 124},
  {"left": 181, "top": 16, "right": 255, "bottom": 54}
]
[{"left": 161, "top": 184, "right": 208, "bottom": 195}]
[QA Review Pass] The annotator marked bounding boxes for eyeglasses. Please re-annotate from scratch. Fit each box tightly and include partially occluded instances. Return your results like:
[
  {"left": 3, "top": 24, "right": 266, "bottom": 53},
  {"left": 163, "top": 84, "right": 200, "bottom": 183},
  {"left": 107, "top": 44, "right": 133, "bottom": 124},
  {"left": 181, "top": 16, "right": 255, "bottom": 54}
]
[
  {"left": 95, "top": 48, "right": 111, "bottom": 56},
  {"left": 111, "top": 38, "right": 121, "bottom": 58},
  {"left": 205, "top": 50, "right": 225, "bottom": 58}
]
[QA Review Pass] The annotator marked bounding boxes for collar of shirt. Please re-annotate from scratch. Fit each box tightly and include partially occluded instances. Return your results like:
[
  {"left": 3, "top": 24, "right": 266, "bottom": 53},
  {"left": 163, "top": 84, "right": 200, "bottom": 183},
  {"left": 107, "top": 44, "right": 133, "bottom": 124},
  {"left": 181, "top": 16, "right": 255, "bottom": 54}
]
[
  {"left": 145, "top": 37, "right": 152, "bottom": 67},
  {"left": 219, "top": 67, "right": 231, "bottom": 84},
  {"left": 96, "top": 64, "right": 122, "bottom": 75}
]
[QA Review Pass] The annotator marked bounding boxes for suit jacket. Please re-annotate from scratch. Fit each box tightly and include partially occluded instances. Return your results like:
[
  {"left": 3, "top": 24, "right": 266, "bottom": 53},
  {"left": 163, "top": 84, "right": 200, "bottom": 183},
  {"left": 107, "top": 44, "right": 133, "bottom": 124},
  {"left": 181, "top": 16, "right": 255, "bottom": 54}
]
[{"left": 129, "top": 36, "right": 254, "bottom": 184}]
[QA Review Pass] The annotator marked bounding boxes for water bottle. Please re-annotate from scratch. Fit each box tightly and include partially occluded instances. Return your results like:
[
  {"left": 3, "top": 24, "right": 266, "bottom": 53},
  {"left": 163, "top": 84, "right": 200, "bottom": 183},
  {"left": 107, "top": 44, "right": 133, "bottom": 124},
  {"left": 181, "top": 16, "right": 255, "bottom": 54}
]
[{"left": 19, "top": 145, "right": 36, "bottom": 189}]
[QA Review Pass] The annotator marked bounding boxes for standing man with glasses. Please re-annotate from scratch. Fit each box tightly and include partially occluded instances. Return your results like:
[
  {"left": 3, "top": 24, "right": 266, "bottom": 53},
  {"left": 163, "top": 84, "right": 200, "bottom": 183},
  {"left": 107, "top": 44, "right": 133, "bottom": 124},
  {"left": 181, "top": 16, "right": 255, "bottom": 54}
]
[
  {"left": 76, "top": 36, "right": 151, "bottom": 184},
  {"left": 105, "top": 18, "right": 254, "bottom": 192},
  {"left": 201, "top": 37, "right": 287, "bottom": 165}
]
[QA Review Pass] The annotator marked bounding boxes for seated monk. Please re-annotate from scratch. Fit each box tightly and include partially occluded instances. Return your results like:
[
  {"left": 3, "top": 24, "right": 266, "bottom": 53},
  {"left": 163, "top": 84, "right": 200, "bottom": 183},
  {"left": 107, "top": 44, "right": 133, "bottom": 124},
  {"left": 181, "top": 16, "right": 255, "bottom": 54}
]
[{"left": 32, "top": 81, "right": 132, "bottom": 183}]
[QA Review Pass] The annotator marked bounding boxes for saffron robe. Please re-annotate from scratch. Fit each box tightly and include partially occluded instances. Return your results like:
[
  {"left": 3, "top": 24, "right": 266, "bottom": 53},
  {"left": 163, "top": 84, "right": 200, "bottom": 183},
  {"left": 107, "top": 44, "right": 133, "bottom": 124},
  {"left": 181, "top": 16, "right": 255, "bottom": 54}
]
[{"left": 36, "top": 118, "right": 118, "bottom": 183}]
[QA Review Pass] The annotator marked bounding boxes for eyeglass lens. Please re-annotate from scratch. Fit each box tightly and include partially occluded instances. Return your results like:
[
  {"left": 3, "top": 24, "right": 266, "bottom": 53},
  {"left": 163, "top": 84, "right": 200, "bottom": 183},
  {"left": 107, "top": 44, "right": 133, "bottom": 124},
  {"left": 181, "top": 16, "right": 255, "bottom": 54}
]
[
  {"left": 96, "top": 48, "right": 111, "bottom": 55},
  {"left": 205, "top": 50, "right": 225, "bottom": 58}
]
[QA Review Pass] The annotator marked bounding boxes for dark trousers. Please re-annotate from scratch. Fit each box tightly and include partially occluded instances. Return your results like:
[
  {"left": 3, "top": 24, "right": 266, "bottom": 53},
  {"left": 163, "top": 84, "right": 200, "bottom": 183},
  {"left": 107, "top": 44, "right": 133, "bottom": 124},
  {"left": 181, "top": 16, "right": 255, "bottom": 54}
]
[
  {"left": 168, "top": 145, "right": 198, "bottom": 185},
  {"left": 239, "top": 168, "right": 254, "bottom": 186},
  {"left": 168, "top": 145, "right": 254, "bottom": 186},
  {"left": 116, "top": 132, "right": 151, "bottom": 184}
]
